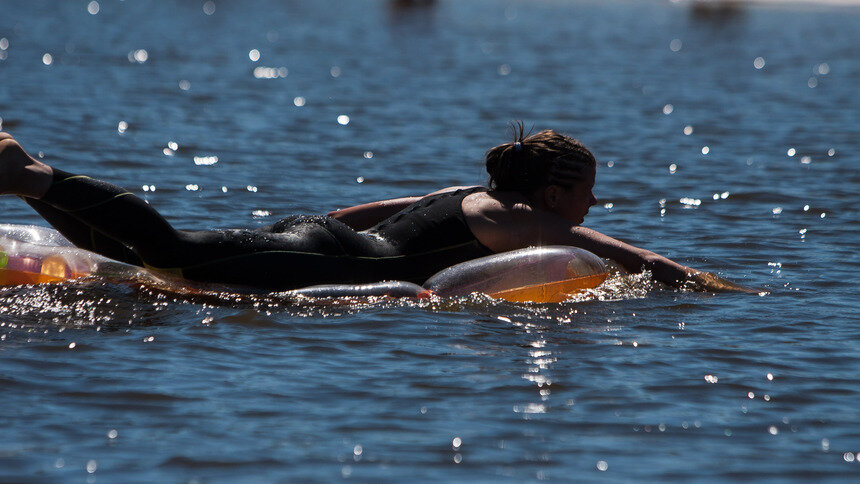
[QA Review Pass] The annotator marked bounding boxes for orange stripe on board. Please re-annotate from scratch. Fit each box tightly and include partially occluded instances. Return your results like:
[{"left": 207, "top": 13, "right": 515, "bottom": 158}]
[
  {"left": 489, "top": 272, "right": 608, "bottom": 303},
  {"left": 0, "top": 268, "right": 77, "bottom": 286}
]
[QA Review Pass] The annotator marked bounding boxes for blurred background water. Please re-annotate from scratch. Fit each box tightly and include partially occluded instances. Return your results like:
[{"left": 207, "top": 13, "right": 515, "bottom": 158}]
[{"left": 0, "top": 0, "right": 858, "bottom": 481}]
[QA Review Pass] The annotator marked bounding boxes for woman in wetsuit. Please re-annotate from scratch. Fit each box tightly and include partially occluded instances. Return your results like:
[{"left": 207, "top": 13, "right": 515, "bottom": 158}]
[{"left": 0, "top": 128, "right": 748, "bottom": 292}]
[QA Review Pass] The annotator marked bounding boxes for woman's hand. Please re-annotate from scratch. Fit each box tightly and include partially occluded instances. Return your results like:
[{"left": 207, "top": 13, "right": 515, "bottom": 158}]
[
  {"left": 686, "top": 271, "right": 762, "bottom": 294},
  {"left": 638, "top": 252, "right": 760, "bottom": 293}
]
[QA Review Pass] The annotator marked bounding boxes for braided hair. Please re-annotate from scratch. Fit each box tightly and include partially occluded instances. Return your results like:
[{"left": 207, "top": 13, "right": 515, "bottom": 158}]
[{"left": 485, "top": 122, "right": 596, "bottom": 195}]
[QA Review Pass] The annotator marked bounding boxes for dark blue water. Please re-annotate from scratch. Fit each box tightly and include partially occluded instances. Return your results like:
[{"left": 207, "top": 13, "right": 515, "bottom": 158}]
[{"left": 1, "top": 0, "right": 858, "bottom": 481}]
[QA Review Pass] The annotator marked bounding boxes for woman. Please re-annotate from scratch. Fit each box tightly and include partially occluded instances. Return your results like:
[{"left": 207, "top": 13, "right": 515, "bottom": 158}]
[{"left": 0, "top": 128, "right": 749, "bottom": 292}]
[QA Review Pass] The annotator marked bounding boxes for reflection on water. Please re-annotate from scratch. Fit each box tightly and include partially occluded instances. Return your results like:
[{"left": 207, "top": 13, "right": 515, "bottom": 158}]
[{"left": 1, "top": 0, "right": 859, "bottom": 481}]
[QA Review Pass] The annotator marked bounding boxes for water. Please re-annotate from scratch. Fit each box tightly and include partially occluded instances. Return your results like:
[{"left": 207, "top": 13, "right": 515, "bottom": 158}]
[{"left": 1, "top": 0, "right": 858, "bottom": 480}]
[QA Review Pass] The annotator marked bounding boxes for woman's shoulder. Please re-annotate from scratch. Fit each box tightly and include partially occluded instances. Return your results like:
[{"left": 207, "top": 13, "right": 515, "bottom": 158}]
[
  {"left": 424, "top": 185, "right": 484, "bottom": 196},
  {"left": 461, "top": 190, "right": 553, "bottom": 252},
  {"left": 462, "top": 189, "right": 534, "bottom": 216}
]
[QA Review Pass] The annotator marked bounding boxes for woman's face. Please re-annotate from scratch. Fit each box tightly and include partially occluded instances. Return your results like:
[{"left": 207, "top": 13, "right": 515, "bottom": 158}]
[{"left": 550, "top": 167, "right": 597, "bottom": 225}]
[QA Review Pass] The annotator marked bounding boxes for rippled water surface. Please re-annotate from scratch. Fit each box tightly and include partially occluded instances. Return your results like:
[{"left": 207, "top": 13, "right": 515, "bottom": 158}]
[{"left": 1, "top": 0, "right": 858, "bottom": 481}]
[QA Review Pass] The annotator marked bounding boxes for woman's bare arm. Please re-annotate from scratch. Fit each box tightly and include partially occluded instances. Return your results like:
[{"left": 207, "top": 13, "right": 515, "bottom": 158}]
[
  {"left": 466, "top": 197, "right": 757, "bottom": 293},
  {"left": 328, "top": 186, "right": 480, "bottom": 231},
  {"left": 327, "top": 197, "right": 422, "bottom": 230}
]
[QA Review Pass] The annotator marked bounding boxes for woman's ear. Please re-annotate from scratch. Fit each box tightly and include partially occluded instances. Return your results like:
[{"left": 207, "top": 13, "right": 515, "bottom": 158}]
[{"left": 543, "top": 185, "right": 562, "bottom": 209}]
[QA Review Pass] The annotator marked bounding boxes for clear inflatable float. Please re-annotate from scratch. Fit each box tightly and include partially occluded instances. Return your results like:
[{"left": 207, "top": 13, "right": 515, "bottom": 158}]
[{"left": 0, "top": 224, "right": 608, "bottom": 303}]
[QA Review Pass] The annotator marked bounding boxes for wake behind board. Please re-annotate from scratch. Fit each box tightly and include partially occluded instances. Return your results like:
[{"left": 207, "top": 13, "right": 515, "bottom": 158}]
[{"left": 0, "top": 225, "right": 608, "bottom": 303}]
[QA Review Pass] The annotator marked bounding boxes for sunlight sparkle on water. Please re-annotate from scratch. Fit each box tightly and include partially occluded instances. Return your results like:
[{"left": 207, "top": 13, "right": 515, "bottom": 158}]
[
  {"left": 253, "top": 66, "right": 287, "bottom": 79},
  {"left": 670, "top": 39, "right": 682, "bottom": 52},
  {"left": 117, "top": 121, "right": 128, "bottom": 134},
  {"left": 701, "top": 146, "right": 709, "bottom": 155},
  {"left": 129, "top": 49, "right": 148, "bottom": 63},
  {"left": 513, "top": 403, "right": 546, "bottom": 414},
  {"left": 87, "top": 1, "right": 100, "bottom": 15},
  {"left": 669, "top": 163, "right": 677, "bottom": 174},
  {"left": 293, "top": 96, "right": 306, "bottom": 107},
  {"left": 193, "top": 156, "right": 218, "bottom": 166},
  {"left": 203, "top": 1, "right": 215, "bottom": 15},
  {"left": 680, "top": 197, "right": 701, "bottom": 208},
  {"left": 330, "top": 66, "right": 341, "bottom": 78},
  {"left": 337, "top": 115, "right": 350, "bottom": 125},
  {"left": 683, "top": 125, "right": 693, "bottom": 135},
  {"left": 42, "top": 53, "right": 53, "bottom": 65},
  {"left": 0, "top": 38, "right": 8, "bottom": 50},
  {"left": 754, "top": 57, "right": 766, "bottom": 69},
  {"left": 179, "top": 80, "right": 191, "bottom": 91},
  {"left": 662, "top": 104, "right": 673, "bottom": 115}
]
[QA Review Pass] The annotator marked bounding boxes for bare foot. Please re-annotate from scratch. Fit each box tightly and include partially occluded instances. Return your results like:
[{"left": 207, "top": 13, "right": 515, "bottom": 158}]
[{"left": 0, "top": 133, "right": 54, "bottom": 198}]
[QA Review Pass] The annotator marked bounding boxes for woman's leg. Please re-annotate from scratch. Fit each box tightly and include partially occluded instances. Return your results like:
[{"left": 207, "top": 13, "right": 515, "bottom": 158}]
[
  {"left": 0, "top": 134, "right": 141, "bottom": 261},
  {"left": 0, "top": 134, "right": 188, "bottom": 263},
  {"left": 0, "top": 134, "right": 212, "bottom": 267},
  {"left": 22, "top": 197, "right": 143, "bottom": 265},
  {"left": 0, "top": 133, "right": 369, "bottom": 288}
]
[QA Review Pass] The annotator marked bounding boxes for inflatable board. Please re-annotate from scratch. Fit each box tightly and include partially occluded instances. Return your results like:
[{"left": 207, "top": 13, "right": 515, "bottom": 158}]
[
  {"left": 0, "top": 225, "right": 608, "bottom": 302},
  {"left": 425, "top": 246, "right": 608, "bottom": 303}
]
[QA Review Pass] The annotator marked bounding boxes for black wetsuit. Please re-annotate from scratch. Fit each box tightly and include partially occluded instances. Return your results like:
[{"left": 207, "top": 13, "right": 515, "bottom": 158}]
[{"left": 26, "top": 170, "right": 493, "bottom": 289}]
